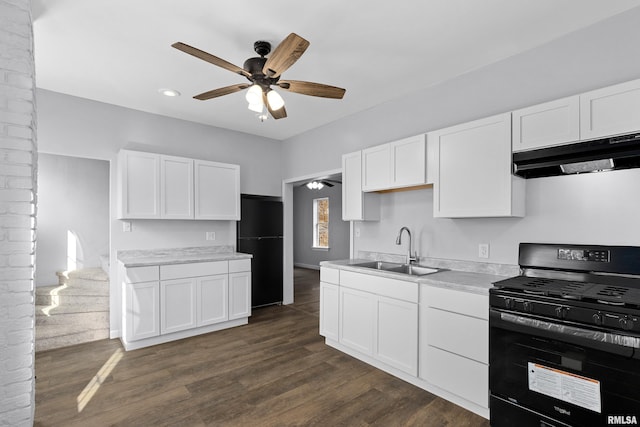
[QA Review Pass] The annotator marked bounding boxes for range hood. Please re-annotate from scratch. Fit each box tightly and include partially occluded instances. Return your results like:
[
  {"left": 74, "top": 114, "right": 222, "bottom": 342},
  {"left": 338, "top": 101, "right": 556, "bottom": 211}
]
[{"left": 513, "top": 132, "right": 640, "bottom": 178}]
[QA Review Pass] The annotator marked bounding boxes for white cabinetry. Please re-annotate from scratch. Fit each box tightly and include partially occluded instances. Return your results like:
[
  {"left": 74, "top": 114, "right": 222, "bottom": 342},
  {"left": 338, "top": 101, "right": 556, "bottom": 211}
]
[
  {"left": 319, "top": 267, "right": 340, "bottom": 340},
  {"left": 229, "top": 259, "right": 251, "bottom": 320},
  {"left": 123, "top": 266, "right": 160, "bottom": 341},
  {"left": 512, "top": 96, "right": 580, "bottom": 151},
  {"left": 337, "top": 270, "right": 419, "bottom": 376},
  {"left": 118, "top": 150, "right": 240, "bottom": 220},
  {"left": 160, "top": 277, "right": 197, "bottom": 334},
  {"left": 428, "top": 113, "right": 525, "bottom": 218},
  {"left": 120, "top": 258, "right": 251, "bottom": 350},
  {"left": 194, "top": 160, "right": 240, "bottom": 220},
  {"left": 580, "top": 78, "right": 640, "bottom": 140},
  {"left": 420, "top": 285, "right": 489, "bottom": 408},
  {"left": 160, "top": 155, "right": 194, "bottom": 219},
  {"left": 362, "top": 134, "right": 428, "bottom": 192},
  {"left": 341, "top": 151, "right": 379, "bottom": 221},
  {"left": 118, "top": 150, "right": 160, "bottom": 219}
]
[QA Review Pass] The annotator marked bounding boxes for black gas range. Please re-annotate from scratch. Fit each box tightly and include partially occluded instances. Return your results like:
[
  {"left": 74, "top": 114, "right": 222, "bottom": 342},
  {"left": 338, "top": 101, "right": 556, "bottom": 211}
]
[{"left": 489, "top": 243, "right": 640, "bottom": 427}]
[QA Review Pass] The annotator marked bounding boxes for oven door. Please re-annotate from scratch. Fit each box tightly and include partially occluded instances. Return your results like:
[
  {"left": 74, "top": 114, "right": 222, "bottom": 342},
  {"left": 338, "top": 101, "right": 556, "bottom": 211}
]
[{"left": 489, "top": 308, "right": 640, "bottom": 427}]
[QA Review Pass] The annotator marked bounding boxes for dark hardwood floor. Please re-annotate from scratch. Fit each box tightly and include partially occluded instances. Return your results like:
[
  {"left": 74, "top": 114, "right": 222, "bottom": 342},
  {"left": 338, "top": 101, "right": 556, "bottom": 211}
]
[{"left": 34, "top": 267, "right": 489, "bottom": 426}]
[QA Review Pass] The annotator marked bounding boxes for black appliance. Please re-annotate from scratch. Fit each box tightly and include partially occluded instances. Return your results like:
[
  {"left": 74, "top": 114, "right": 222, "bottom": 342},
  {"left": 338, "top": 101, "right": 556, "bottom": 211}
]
[
  {"left": 513, "top": 132, "right": 640, "bottom": 178},
  {"left": 237, "top": 194, "right": 283, "bottom": 307},
  {"left": 490, "top": 243, "right": 640, "bottom": 427}
]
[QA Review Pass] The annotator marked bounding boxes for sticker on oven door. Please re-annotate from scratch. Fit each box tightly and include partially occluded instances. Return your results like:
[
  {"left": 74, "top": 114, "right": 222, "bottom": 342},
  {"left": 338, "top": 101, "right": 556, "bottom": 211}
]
[{"left": 528, "top": 362, "right": 601, "bottom": 413}]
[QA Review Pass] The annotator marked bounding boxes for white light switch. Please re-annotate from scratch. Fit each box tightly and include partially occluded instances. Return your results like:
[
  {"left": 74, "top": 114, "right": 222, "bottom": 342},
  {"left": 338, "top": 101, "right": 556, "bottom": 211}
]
[{"left": 122, "top": 221, "right": 132, "bottom": 232}]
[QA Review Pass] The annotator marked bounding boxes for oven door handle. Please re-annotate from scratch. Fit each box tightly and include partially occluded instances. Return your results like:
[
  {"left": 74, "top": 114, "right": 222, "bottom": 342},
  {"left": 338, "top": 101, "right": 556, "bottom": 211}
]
[{"left": 491, "top": 309, "right": 640, "bottom": 350}]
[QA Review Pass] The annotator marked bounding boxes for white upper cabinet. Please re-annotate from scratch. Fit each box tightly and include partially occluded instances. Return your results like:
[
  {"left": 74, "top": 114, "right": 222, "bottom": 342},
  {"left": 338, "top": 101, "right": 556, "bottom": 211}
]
[
  {"left": 118, "top": 150, "right": 240, "bottom": 220},
  {"left": 118, "top": 150, "right": 161, "bottom": 219},
  {"left": 429, "top": 113, "right": 525, "bottom": 218},
  {"left": 160, "top": 155, "right": 194, "bottom": 219},
  {"left": 342, "top": 151, "right": 380, "bottom": 221},
  {"left": 362, "top": 134, "right": 428, "bottom": 192},
  {"left": 390, "top": 135, "right": 428, "bottom": 187},
  {"left": 580, "top": 78, "right": 640, "bottom": 140},
  {"left": 194, "top": 160, "right": 240, "bottom": 220},
  {"left": 512, "top": 96, "right": 580, "bottom": 152},
  {"left": 362, "top": 144, "right": 391, "bottom": 191}
]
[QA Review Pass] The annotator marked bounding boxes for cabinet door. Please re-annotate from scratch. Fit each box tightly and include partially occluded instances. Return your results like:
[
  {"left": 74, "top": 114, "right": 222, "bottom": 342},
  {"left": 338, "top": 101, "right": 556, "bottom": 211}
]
[
  {"left": 194, "top": 160, "right": 240, "bottom": 220},
  {"left": 197, "top": 274, "right": 228, "bottom": 326},
  {"left": 119, "top": 150, "right": 160, "bottom": 219},
  {"left": 320, "top": 282, "right": 339, "bottom": 340},
  {"left": 362, "top": 144, "right": 391, "bottom": 192},
  {"left": 160, "top": 155, "right": 194, "bottom": 219},
  {"left": 580, "top": 78, "right": 640, "bottom": 140},
  {"left": 375, "top": 296, "right": 418, "bottom": 375},
  {"left": 339, "top": 287, "right": 375, "bottom": 355},
  {"left": 160, "top": 278, "right": 197, "bottom": 334},
  {"left": 512, "top": 96, "right": 580, "bottom": 151},
  {"left": 342, "top": 151, "right": 379, "bottom": 221},
  {"left": 229, "top": 272, "right": 251, "bottom": 319},
  {"left": 391, "top": 134, "right": 427, "bottom": 187},
  {"left": 125, "top": 281, "right": 160, "bottom": 341},
  {"left": 430, "top": 113, "right": 525, "bottom": 218}
]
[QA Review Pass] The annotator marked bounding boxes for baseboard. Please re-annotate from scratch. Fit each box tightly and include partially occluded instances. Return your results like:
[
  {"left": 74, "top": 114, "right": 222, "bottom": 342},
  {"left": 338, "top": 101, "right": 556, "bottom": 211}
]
[{"left": 294, "top": 263, "right": 320, "bottom": 270}]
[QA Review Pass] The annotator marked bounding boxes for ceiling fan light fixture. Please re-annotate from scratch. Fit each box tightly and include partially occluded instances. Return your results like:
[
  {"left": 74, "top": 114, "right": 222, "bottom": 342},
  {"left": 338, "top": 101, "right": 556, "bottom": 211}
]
[
  {"left": 247, "top": 101, "right": 263, "bottom": 113},
  {"left": 266, "top": 89, "right": 285, "bottom": 111},
  {"left": 245, "top": 85, "right": 263, "bottom": 104},
  {"left": 306, "top": 181, "right": 324, "bottom": 190}
]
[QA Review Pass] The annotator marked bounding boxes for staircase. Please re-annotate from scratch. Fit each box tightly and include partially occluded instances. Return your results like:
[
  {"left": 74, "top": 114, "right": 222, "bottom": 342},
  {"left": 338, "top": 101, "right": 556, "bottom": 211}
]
[{"left": 35, "top": 268, "right": 110, "bottom": 352}]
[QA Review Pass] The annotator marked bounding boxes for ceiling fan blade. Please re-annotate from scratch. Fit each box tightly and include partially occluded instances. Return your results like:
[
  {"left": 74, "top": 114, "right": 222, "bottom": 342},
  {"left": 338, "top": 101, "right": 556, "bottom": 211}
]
[
  {"left": 262, "top": 33, "right": 310, "bottom": 78},
  {"left": 278, "top": 80, "right": 345, "bottom": 99},
  {"left": 263, "top": 92, "right": 287, "bottom": 119},
  {"left": 320, "top": 180, "right": 334, "bottom": 187},
  {"left": 172, "top": 42, "right": 251, "bottom": 79},
  {"left": 193, "top": 84, "right": 250, "bottom": 100}
]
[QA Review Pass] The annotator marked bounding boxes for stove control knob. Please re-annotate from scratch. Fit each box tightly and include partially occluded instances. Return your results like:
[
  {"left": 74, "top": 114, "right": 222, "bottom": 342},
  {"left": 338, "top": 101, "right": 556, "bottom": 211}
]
[
  {"left": 555, "top": 306, "right": 567, "bottom": 319},
  {"left": 592, "top": 313, "right": 603, "bottom": 326},
  {"left": 504, "top": 298, "right": 513, "bottom": 310},
  {"left": 619, "top": 316, "right": 632, "bottom": 331},
  {"left": 523, "top": 301, "right": 533, "bottom": 313}
]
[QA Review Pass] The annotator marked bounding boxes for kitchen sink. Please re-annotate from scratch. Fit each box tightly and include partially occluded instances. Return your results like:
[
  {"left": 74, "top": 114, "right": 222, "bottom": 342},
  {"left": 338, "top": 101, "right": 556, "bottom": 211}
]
[{"left": 352, "top": 261, "right": 440, "bottom": 276}]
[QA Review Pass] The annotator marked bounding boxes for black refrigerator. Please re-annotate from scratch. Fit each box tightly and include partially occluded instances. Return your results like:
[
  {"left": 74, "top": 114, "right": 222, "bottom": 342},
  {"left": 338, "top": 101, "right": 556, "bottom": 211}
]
[{"left": 237, "top": 194, "right": 283, "bottom": 307}]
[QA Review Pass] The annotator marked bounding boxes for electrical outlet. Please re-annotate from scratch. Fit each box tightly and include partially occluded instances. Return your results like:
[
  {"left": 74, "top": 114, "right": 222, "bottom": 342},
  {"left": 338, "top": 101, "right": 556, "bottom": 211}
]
[
  {"left": 479, "top": 243, "right": 489, "bottom": 259},
  {"left": 122, "top": 221, "right": 132, "bottom": 232},
  {"left": 206, "top": 231, "right": 216, "bottom": 241}
]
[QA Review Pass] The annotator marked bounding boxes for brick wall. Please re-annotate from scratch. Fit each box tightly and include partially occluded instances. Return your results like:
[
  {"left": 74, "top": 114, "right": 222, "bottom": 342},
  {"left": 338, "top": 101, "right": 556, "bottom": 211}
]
[{"left": 0, "top": 0, "right": 37, "bottom": 425}]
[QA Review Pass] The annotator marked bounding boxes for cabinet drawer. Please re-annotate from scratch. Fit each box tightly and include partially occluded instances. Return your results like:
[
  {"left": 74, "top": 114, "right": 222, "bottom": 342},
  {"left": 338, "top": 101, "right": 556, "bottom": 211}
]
[
  {"left": 426, "top": 307, "right": 488, "bottom": 363},
  {"left": 160, "top": 261, "right": 228, "bottom": 280},
  {"left": 423, "top": 345, "right": 488, "bottom": 408},
  {"left": 229, "top": 258, "right": 251, "bottom": 273},
  {"left": 340, "top": 270, "right": 418, "bottom": 303},
  {"left": 125, "top": 266, "right": 159, "bottom": 283},
  {"left": 422, "top": 285, "right": 488, "bottom": 320},
  {"left": 320, "top": 266, "right": 340, "bottom": 285}
]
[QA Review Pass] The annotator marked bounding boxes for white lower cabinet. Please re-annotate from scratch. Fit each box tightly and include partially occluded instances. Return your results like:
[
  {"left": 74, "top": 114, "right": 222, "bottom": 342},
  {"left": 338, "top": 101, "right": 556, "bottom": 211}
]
[
  {"left": 420, "top": 284, "right": 489, "bottom": 409},
  {"left": 120, "top": 258, "right": 251, "bottom": 350},
  {"left": 126, "top": 279, "right": 160, "bottom": 341},
  {"left": 319, "top": 281, "right": 339, "bottom": 341},
  {"left": 336, "top": 271, "right": 419, "bottom": 376},
  {"left": 197, "top": 274, "right": 228, "bottom": 326},
  {"left": 160, "top": 278, "right": 197, "bottom": 334}
]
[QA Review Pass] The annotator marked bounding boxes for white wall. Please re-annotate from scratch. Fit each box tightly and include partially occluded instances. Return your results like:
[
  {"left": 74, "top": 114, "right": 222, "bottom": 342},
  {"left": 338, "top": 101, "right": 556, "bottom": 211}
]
[
  {"left": 282, "top": 7, "right": 640, "bottom": 266},
  {"left": 35, "top": 154, "right": 109, "bottom": 286},
  {"left": 293, "top": 183, "right": 349, "bottom": 268},
  {"left": 36, "top": 89, "right": 283, "bottom": 336}
]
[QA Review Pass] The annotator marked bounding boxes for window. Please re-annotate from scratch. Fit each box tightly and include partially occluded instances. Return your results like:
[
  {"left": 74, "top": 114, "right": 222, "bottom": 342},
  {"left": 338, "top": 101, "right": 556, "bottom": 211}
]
[{"left": 313, "top": 197, "right": 329, "bottom": 249}]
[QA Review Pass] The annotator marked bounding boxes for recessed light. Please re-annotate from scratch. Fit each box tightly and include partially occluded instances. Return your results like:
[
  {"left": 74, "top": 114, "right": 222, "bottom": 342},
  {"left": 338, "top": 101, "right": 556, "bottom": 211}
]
[{"left": 158, "top": 88, "right": 181, "bottom": 97}]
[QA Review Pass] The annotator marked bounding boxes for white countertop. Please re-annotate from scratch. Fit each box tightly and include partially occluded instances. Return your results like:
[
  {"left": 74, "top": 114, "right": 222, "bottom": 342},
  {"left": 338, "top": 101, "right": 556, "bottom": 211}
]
[
  {"left": 118, "top": 246, "right": 252, "bottom": 267},
  {"left": 321, "top": 259, "right": 510, "bottom": 295}
]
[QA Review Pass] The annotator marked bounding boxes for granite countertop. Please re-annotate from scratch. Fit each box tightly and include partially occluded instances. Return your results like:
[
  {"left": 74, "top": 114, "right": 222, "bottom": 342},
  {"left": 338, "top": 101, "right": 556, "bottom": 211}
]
[
  {"left": 118, "top": 246, "right": 252, "bottom": 267},
  {"left": 321, "top": 258, "right": 514, "bottom": 295}
]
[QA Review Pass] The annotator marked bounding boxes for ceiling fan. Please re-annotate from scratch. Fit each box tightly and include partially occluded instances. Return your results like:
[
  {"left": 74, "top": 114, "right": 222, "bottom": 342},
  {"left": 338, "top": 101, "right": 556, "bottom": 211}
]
[{"left": 172, "top": 33, "right": 346, "bottom": 120}]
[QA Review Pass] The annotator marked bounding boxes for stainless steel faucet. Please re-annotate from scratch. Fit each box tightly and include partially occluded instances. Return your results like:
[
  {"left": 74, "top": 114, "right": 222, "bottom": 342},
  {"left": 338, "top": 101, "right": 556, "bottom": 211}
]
[{"left": 396, "top": 226, "right": 417, "bottom": 265}]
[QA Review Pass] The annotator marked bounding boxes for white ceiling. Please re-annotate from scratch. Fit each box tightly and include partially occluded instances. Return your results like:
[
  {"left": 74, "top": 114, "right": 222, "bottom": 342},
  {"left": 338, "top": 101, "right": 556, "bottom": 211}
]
[{"left": 33, "top": 1, "right": 640, "bottom": 141}]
